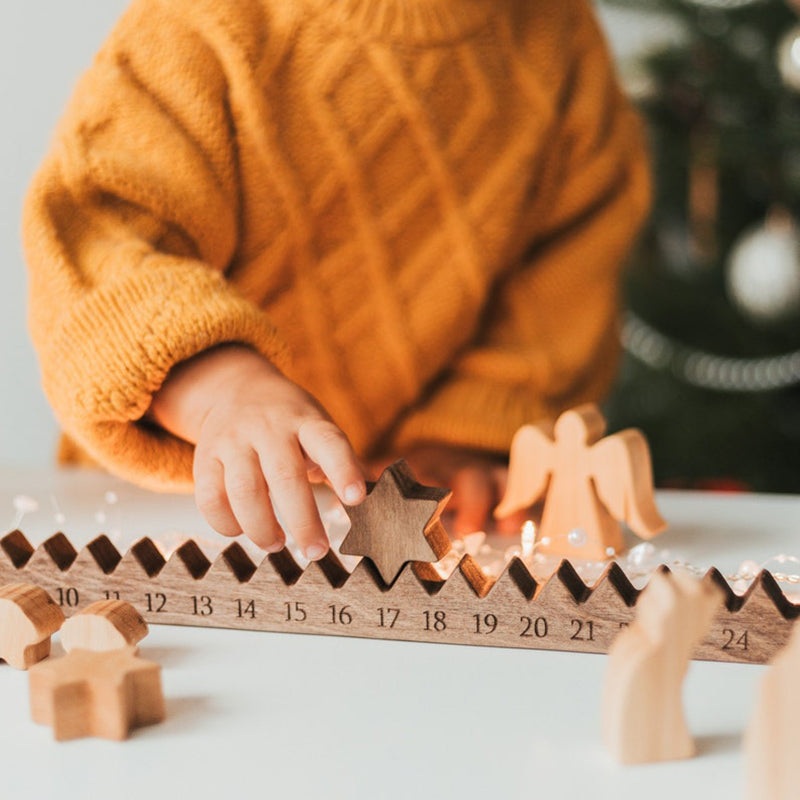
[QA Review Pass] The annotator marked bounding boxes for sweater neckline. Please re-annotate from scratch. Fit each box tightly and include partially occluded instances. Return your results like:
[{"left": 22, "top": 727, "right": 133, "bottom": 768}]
[{"left": 301, "top": 0, "right": 501, "bottom": 45}]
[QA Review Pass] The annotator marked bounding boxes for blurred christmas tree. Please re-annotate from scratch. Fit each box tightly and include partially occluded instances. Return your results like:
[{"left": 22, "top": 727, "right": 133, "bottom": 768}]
[{"left": 600, "top": 0, "right": 800, "bottom": 491}]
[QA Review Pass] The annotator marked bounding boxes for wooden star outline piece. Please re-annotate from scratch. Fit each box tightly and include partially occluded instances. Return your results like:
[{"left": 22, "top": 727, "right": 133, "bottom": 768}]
[
  {"left": 29, "top": 646, "right": 165, "bottom": 741},
  {"left": 340, "top": 460, "right": 453, "bottom": 585}
]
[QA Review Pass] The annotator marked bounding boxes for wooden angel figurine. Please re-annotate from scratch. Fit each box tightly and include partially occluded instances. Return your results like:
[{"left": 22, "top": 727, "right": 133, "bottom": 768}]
[
  {"left": 495, "top": 404, "right": 666, "bottom": 560},
  {"left": 602, "top": 571, "right": 723, "bottom": 764}
]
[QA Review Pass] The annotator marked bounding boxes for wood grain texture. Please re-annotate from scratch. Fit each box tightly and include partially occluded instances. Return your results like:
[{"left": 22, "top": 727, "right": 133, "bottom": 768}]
[
  {"left": 0, "top": 530, "right": 796, "bottom": 664},
  {"left": 0, "top": 583, "right": 65, "bottom": 670},
  {"left": 29, "top": 646, "right": 165, "bottom": 741},
  {"left": 602, "top": 571, "right": 724, "bottom": 764},
  {"left": 495, "top": 404, "right": 667, "bottom": 560},
  {"left": 745, "top": 614, "right": 800, "bottom": 798},
  {"left": 340, "top": 460, "right": 452, "bottom": 584},
  {"left": 60, "top": 599, "right": 148, "bottom": 653}
]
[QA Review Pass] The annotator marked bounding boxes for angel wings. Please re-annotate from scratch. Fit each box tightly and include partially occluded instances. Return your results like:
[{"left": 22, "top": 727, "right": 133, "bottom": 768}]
[{"left": 495, "top": 404, "right": 667, "bottom": 560}]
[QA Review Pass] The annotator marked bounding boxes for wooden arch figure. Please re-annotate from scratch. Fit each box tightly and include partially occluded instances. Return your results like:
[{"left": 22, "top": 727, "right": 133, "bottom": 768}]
[
  {"left": 0, "top": 584, "right": 65, "bottom": 670},
  {"left": 745, "top": 617, "right": 800, "bottom": 799},
  {"left": 602, "top": 571, "right": 723, "bottom": 764},
  {"left": 495, "top": 404, "right": 667, "bottom": 560},
  {"left": 61, "top": 600, "right": 149, "bottom": 654}
]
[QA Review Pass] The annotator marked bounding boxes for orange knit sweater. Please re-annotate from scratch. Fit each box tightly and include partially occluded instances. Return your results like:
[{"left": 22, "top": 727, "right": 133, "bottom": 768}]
[{"left": 23, "top": 0, "right": 650, "bottom": 493}]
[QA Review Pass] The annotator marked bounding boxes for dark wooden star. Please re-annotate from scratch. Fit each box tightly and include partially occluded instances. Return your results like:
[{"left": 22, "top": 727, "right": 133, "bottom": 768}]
[{"left": 340, "top": 460, "right": 452, "bottom": 585}]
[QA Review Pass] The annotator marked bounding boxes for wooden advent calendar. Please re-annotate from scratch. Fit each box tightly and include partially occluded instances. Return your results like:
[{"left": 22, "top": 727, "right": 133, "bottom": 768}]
[
  {"left": 1, "top": 406, "right": 797, "bottom": 667},
  {"left": 0, "top": 523, "right": 794, "bottom": 666}
]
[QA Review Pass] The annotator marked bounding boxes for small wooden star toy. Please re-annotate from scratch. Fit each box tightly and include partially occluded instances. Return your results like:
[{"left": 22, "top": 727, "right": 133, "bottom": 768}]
[
  {"left": 495, "top": 404, "right": 667, "bottom": 560},
  {"left": 60, "top": 599, "right": 149, "bottom": 653},
  {"left": 0, "top": 583, "right": 65, "bottom": 670},
  {"left": 340, "top": 460, "right": 452, "bottom": 585},
  {"left": 29, "top": 646, "right": 165, "bottom": 741}
]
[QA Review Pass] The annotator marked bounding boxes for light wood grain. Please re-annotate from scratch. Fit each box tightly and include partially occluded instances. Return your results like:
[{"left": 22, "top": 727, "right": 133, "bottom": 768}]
[
  {"left": 602, "top": 571, "right": 724, "bottom": 763},
  {"left": 60, "top": 599, "right": 148, "bottom": 653},
  {"left": 745, "top": 611, "right": 800, "bottom": 798},
  {"left": 0, "top": 529, "right": 795, "bottom": 664},
  {"left": 29, "top": 646, "right": 165, "bottom": 741},
  {"left": 0, "top": 583, "right": 64, "bottom": 670},
  {"left": 496, "top": 404, "right": 667, "bottom": 560}
]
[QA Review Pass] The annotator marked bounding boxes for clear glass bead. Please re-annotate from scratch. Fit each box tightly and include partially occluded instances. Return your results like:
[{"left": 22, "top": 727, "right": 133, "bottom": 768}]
[{"left": 567, "top": 528, "right": 587, "bottom": 547}]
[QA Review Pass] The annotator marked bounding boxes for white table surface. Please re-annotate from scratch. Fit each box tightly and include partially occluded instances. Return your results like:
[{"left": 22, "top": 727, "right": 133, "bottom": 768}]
[{"left": 1, "top": 467, "right": 799, "bottom": 800}]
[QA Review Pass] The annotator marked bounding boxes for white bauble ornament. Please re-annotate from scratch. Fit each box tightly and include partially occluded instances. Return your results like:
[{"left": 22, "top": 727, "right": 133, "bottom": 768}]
[
  {"left": 726, "top": 209, "right": 800, "bottom": 323},
  {"left": 778, "top": 24, "right": 800, "bottom": 91}
]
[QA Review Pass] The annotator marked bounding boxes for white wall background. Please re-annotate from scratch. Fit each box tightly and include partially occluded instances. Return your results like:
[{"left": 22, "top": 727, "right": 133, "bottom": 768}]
[
  {"left": 0, "top": 1, "right": 130, "bottom": 467},
  {"left": 0, "top": 2, "right": 657, "bottom": 468}
]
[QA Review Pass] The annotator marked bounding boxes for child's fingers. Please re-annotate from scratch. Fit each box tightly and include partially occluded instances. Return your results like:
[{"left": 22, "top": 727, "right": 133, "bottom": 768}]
[
  {"left": 222, "top": 449, "right": 285, "bottom": 552},
  {"left": 452, "top": 467, "right": 494, "bottom": 537},
  {"left": 306, "top": 462, "right": 327, "bottom": 484},
  {"left": 257, "top": 442, "right": 329, "bottom": 561},
  {"left": 297, "top": 419, "right": 366, "bottom": 505},
  {"left": 496, "top": 509, "right": 530, "bottom": 535},
  {"left": 493, "top": 465, "right": 510, "bottom": 499},
  {"left": 193, "top": 454, "right": 242, "bottom": 538},
  {"left": 491, "top": 466, "right": 534, "bottom": 534}
]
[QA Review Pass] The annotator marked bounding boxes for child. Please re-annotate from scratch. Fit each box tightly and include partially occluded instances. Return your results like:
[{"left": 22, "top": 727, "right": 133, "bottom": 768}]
[{"left": 23, "top": 0, "right": 650, "bottom": 561}]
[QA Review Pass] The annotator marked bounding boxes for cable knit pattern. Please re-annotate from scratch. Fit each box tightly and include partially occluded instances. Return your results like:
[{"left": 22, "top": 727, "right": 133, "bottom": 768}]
[{"left": 23, "top": 0, "right": 650, "bottom": 492}]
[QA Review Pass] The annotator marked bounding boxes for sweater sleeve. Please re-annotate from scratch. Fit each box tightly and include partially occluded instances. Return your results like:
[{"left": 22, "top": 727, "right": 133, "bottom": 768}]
[
  {"left": 390, "top": 0, "right": 651, "bottom": 455},
  {"left": 23, "top": 0, "right": 288, "bottom": 492}
]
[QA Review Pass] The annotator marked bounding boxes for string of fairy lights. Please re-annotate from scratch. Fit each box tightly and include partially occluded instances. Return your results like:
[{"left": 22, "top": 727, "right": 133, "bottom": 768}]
[
  {"left": 9, "top": 490, "right": 800, "bottom": 591},
  {"left": 621, "top": 311, "right": 800, "bottom": 391},
  {"left": 441, "top": 525, "right": 800, "bottom": 592}
]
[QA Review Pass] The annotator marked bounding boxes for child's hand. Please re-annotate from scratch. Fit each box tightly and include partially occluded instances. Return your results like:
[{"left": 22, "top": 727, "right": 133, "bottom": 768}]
[
  {"left": 148, "top": 345, "right": 366, "bottom": 558},
  {"left": 393, "top": 445, "right": 530, "bottom": 537}
]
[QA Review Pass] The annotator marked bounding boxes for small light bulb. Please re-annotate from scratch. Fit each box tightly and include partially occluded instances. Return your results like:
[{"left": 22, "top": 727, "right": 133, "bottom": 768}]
[
  {"left": 12, "top": 495, "right": 39, "bottom": 514},
  {"left": 521, "top": 521, "right": 536, "bottom": 558}
]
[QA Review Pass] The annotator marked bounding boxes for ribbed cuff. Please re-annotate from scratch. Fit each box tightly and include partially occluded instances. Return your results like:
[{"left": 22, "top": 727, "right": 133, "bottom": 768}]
[{"left": 41, "top": 256, "right": 290, "bottom": 493}]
